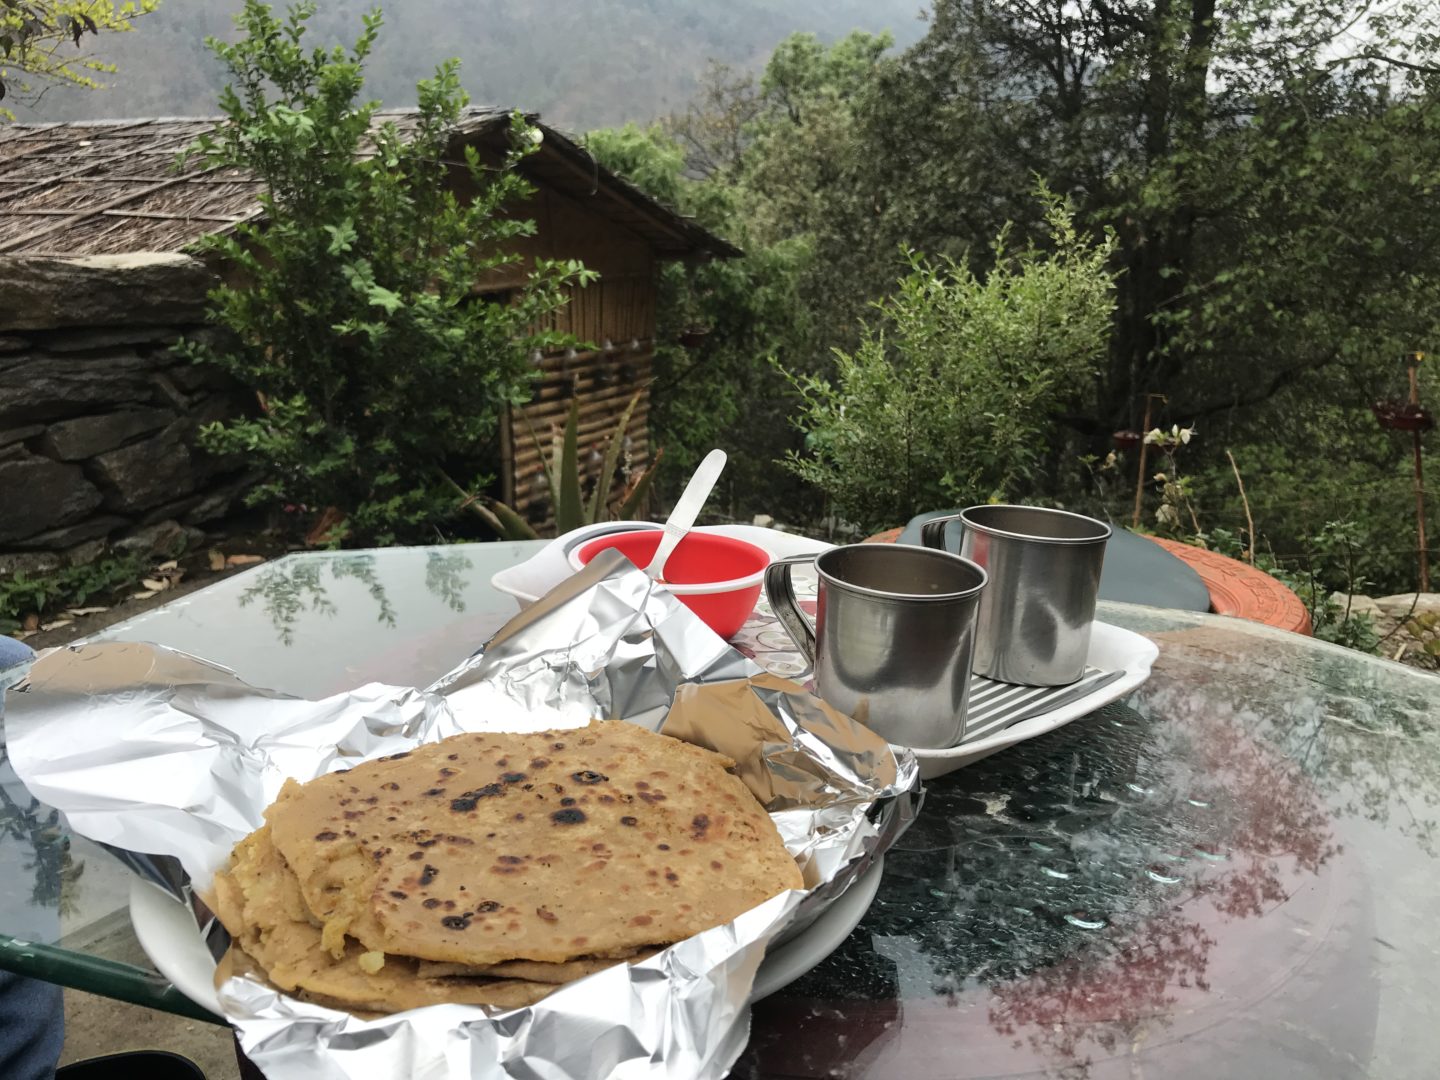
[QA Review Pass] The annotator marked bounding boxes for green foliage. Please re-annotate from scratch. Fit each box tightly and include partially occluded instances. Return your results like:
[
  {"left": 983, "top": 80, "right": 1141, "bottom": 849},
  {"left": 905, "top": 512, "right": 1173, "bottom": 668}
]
[
  {"left": 585, "top": 123, "right": 687, "bottom": 207},
  {"left": 0, "top": 0, "right": 157, "bottom": 117},
  {"left": 586, "top": 120, "right": 812, "bottom": 514},
  {"left": 773, "top": 0, "right": 1440, "bottom": 581},
  {"left": 1402, "top": 611, "right": 1440, "bottom": 667},
  {"left": 529, "top": 393, "right": 658, "bottom": 533},
  {"left": 1198, "top": 521, "right": 1382, "bottom": 654},
  {"left": 177, "top": 1, "right": 593, "bottom": 546},
  {"left": 586, "top": 33, "right": 894, "bottom": 519},
  {"left": 836, "top": 0, "right": 1440, "bottom": 429},
  {"left": 782, "top": 197, "right": 1118, "bottom": 530},
  {"left": 0, "top": 554, "right": 150, "bottom": 633},
  {"left": 1173, "top": 350, "right": 1440, "bottom": 596}
]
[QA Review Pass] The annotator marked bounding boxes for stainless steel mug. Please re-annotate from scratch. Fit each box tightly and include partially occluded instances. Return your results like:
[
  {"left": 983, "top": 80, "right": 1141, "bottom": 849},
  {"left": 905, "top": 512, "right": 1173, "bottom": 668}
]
[
  {"left": 763, "top": 544, "right": 988, "bottom": 748},
  {"left": 921, "top": 505, "right": 1110, "bottom": 686}
]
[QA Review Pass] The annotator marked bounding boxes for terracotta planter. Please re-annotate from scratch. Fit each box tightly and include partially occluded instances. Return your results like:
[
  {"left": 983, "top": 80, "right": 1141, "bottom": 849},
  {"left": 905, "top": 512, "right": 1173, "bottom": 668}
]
[{"left": 1112, "top": 429, "right": 1142, "bottom": 451}]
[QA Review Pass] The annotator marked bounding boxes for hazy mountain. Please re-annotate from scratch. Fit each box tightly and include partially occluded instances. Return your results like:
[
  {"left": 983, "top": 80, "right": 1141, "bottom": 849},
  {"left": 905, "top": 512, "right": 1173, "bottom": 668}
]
[{"left": 11, "top": 0, "right": 927, "bottom": 131}]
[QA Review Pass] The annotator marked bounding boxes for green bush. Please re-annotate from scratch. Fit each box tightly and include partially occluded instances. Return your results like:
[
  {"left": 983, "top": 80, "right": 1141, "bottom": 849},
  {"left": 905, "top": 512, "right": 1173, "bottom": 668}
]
[
  {"left": 0, "top": 555, "right": 151, "bottom": 635},
  {"left": 1199, "top": 522, "right": 1382, "bottom": 653},
  {"left": 178, "top": 2, "right": 593, "bottom": 546},
  {"left": 781, "top": 196, "right": 1117, "bottom": 531}
]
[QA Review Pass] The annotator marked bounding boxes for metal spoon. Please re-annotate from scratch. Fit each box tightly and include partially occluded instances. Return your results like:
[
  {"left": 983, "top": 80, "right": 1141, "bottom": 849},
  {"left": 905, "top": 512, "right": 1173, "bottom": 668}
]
[{"left": 646, "top": 449, "right": 727, "bottom": 581}]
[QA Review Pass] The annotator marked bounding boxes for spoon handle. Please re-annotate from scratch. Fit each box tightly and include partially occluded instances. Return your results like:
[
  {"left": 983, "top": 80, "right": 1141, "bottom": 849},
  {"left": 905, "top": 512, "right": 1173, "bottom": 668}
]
[{"left": 647, "top": 449, "right": 727, "bottom": 580}]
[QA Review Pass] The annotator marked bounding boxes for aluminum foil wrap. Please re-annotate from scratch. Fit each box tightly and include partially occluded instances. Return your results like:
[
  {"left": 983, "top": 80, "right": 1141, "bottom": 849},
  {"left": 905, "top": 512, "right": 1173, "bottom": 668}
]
[{"left": 6, "top": 549, "right": 920, "bottom": 1080}]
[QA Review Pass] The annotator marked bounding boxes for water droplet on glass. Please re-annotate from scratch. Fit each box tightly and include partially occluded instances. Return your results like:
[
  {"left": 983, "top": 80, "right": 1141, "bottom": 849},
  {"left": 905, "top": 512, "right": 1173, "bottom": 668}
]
[
  {"left": 1187, "top": 798, "right": 1211, "bottom": 808},
  {"left": 1064, "top": 912, "right": 1108, "bottom": 929},
  {"left": 1029, "top": 841, "right": 1055, "bottom": 853},
  {"left": 1040, "top": 866, "right": 1070, "bottom": 879},
  {"left": 1126, "top": 782, "right": 1154, "bottom": 796},
  {"left": 1146, "top": 866, "right": 1182, "bottom": 884},
  {"left": 1194, "top": 845, "right": 1228, "bottom": 861}
]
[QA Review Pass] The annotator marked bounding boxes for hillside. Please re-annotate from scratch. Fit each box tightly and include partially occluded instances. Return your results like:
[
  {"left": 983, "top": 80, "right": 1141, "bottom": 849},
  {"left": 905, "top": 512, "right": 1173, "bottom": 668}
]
[{"left": 9, "top": 0, "right": 926, "bottom": 130}]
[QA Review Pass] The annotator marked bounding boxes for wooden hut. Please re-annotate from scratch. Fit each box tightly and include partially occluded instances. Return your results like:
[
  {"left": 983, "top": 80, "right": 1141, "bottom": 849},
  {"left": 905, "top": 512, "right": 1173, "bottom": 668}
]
[{"left": 0, "top": 109, "right": 737, "bottom": 546}]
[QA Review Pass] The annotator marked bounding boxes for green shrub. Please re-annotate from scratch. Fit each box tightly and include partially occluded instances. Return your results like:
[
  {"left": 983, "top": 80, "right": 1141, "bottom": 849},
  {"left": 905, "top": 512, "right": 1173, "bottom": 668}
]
[
  {"left": 178, "top": 2, "right": 593, "bottom": 546},
  {"left": 781, "top": 196, "right": 1117, "bottom": 530},
  {"left": 0, "top": 555, "right": 151, "bottom": 634},
  {"left": 1199, "top": 521, "right": 1382, "bottom": 653}
]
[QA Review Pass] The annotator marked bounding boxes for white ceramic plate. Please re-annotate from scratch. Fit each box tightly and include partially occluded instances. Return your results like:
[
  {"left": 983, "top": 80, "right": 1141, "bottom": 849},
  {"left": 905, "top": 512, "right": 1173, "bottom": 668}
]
[
  {"left": 904, "top": 621, "right": 1158, "bottom": 780},
  {"left": 490, "top": 522, "right": 832, "bottom": 609},
  {"left": 128, "top": 853, "right": 884, "bottom": 1016}
]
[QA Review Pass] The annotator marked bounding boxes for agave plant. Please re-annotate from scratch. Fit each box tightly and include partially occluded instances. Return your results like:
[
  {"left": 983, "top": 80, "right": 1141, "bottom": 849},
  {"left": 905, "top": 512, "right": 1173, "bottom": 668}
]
[{"left": 457, "top": 391, "right": 660, "bottom": 540}]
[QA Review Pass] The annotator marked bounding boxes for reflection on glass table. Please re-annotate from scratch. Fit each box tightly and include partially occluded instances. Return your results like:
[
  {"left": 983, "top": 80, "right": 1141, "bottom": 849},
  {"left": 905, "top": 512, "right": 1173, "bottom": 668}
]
[{"left": 1, "top": 541, "right": 1438, "bottom": 1079}]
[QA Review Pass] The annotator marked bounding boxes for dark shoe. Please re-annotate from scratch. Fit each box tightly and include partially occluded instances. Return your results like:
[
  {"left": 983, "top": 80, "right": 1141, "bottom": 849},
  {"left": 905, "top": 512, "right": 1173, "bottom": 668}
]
[{"left": 56, "top": 1050, "right": 206, "bottom": 1080}]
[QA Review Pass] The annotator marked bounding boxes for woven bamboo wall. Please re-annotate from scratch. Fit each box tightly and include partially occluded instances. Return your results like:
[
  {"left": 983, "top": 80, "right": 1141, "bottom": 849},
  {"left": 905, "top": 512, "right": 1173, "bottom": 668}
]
[{"left": 496, "top": 187, "right": 660, "bottom": 526}]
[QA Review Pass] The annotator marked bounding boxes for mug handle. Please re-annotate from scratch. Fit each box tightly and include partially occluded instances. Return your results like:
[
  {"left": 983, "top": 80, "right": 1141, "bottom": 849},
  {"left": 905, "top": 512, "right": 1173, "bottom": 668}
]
[
  {"left": 762, "top": 554, "right": 818, "bottom": 666},
  {"left": 919, "top": 514, "right": 962, "bottom": 552}
]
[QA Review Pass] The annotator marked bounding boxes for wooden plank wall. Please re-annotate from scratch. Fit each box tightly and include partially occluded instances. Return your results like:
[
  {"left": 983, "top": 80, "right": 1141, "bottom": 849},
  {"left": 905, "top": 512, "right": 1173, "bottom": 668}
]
[{"left": 498, "top": 187, "right": 661, "bottom": 527}]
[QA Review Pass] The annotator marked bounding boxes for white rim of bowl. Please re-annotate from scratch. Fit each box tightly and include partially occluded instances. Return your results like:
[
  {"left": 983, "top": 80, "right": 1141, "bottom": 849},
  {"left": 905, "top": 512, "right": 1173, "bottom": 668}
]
[{"left": 567, "top": 530, "right": 769, "bottom": 594}]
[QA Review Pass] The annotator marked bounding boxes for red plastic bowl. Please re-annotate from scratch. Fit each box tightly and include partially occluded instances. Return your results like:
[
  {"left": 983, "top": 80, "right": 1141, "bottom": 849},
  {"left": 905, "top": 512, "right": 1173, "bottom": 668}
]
[{"left": 573, "top": 530, "right": 771, "bottom": 639}]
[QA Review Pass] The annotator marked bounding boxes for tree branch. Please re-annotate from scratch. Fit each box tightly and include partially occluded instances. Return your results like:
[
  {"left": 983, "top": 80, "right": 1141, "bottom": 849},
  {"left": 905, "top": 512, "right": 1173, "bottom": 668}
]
[{"left": 1361, "top": 50, "right": 1440, "bottom": 76}]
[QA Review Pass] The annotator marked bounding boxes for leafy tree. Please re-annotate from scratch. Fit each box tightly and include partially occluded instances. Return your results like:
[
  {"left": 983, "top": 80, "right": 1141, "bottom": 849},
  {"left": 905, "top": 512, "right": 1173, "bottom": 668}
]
[
  {"left": 587, "top": 32, "right": 896, "bottom": 519},
  {"left": 586, "top": 120, "right": 817, "bottom": 516},
  {"left": 833, "top": 0, "right": 1440, "bottom": 436},
  {"left": 0, "top": 0, "right": 156, "bottom": 117},
  {"left": 180, "top": 1, "right": 592, "bottom": 545},
  {"left": 783, "top": 196, "right": 1118, "bottom": 530},
  {"left": 757, "top": 0, "right": 1440, "bottom": 581}
]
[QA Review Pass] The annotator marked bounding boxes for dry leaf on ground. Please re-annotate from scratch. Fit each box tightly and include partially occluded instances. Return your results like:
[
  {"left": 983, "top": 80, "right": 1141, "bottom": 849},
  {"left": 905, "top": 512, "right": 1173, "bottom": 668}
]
[
  {"left": 226, "top": 554, "right": 266, "bottom": 567},
  {"left": 208, "top": 550, "right": 227, "bottom": 572},
  {"left": 39, "top": 619, "right": 74, "bottom": 632},
  {"left": 65, "top": 607, "right": 110, "bottom": 617},
  {"left": 142, "top": 578, "right": 170, "bottom": 592},
  {"left": 130, "top": 590, "right": 158, "bottom": 601}
]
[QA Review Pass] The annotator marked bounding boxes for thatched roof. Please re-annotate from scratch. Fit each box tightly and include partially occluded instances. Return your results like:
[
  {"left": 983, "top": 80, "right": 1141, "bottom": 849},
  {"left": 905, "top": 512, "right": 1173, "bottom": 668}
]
[{"left": 0, "top": 107, "right": 739, "bottom": 259}]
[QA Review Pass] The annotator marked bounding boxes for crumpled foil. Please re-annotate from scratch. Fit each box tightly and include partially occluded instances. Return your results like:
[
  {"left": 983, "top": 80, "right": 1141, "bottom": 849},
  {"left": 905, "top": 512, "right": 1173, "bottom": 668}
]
[{"left": 6, "top": 549, "right": 919, "bottom": 1080}]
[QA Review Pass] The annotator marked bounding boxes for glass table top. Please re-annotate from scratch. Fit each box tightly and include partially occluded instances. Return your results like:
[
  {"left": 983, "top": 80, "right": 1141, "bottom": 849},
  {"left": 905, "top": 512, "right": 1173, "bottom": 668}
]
[{"left": 3, "top": 542, "right": 1439, "bottom": 1077}]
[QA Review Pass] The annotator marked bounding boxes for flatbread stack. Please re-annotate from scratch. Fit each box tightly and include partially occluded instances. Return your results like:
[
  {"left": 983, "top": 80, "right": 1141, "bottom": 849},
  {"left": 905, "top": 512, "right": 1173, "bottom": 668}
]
[{"left": 209, "top": 719, "right": 804, "bottom": 1015}]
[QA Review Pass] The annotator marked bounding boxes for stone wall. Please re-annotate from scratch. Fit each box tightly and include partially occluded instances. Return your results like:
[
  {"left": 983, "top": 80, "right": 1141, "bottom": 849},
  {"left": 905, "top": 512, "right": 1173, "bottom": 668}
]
[{"left": 0, "top": 254, "right": 254, "bottom": 576}]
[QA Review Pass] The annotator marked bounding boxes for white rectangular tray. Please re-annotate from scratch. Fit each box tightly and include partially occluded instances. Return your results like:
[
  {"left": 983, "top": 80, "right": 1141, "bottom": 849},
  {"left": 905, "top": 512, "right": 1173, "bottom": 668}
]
[{"left": 903, "top": 621, "right": 1157, "bottom": 778}]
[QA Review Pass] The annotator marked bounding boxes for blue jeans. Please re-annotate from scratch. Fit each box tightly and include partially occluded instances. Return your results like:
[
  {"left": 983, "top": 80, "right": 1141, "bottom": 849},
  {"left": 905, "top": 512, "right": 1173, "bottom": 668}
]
[
  {"left": 1, "top": 637, "right": 63, "bottom": 1080},
  {"left": 0, "top": 970, "right": 63, "bottom": 1080}
]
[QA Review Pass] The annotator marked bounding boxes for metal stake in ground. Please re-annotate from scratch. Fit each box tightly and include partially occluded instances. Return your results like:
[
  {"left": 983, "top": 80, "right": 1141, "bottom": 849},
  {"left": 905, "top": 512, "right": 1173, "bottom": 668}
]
[
  {"left": 1131, "top": 392, "right": 1168, "bottom": 529},
  {"left": 1407, "top": 351, "right": 1430, "bottom": 593}
]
